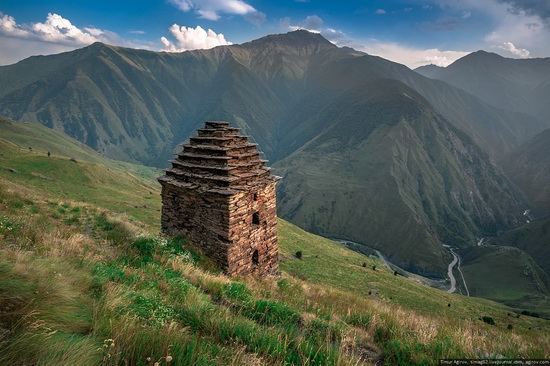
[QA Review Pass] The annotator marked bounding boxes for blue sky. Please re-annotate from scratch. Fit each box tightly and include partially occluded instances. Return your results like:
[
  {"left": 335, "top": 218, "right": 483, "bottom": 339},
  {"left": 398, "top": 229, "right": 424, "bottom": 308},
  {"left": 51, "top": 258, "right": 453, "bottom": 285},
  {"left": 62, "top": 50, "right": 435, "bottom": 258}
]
[{"left": 1, "top": 0, "right": 549, "bottom": 68}]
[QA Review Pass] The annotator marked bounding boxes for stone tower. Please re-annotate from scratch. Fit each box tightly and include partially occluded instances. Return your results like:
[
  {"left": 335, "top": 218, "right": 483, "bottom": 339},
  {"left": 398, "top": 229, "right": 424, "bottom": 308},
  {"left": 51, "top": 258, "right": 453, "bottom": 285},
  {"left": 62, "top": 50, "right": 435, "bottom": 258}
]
[{"left": 158, "top": 121, "right": 280, "bottom": 276}]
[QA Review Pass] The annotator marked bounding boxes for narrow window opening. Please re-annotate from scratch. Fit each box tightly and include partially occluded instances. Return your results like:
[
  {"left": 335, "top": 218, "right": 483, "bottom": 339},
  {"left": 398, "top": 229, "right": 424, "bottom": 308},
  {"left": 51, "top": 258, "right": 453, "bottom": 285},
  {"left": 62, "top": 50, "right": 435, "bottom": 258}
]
[
  {"left": 253, "top": 193, "right": 258, "bottom": 201},
  {"left": 252, "top": 212, "right": 260, "bottom": 225},
  {"left": 252, "top": 250, "right": 259, "bottom": 266}
]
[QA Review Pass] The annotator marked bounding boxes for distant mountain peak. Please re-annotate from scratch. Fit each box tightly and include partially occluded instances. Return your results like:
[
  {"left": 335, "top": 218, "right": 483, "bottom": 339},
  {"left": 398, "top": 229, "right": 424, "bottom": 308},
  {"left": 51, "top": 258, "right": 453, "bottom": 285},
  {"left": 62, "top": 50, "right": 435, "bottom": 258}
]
[
  {"left": 241, "top": 29, "right": 337, "bottom": 49},
  {"left": 448, "top": 50, "right": 504, "bottom": 67}
]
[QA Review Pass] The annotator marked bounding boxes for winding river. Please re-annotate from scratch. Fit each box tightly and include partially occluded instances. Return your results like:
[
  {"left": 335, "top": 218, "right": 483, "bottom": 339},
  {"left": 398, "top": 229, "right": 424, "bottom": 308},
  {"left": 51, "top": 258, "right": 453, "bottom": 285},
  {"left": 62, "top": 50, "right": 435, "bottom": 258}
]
[{"left": 445, "top": 246, "right": 469, "bottom": 296}]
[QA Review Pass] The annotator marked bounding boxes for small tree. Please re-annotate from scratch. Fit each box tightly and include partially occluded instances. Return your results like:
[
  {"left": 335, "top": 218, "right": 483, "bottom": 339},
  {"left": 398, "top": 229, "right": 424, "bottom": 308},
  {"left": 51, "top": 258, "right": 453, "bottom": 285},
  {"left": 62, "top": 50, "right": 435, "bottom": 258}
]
[{"left": 295, "top": 251, "right": 303, "bottom": 260}]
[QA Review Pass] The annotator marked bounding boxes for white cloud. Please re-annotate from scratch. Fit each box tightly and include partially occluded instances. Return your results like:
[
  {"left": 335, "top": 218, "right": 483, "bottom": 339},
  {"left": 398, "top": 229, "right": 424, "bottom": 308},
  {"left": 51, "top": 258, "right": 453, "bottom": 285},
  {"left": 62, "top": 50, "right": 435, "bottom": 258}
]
[
  {"left": 31, "top": 13, "right": 100, "bottom": 44},
  {"left": 0, "top": 14, "right": 29, "bottom": 37},
  {"left": 304, "top": 15, "right": 323, "bottom": 31},
  {"left": 482, "top": 4, "right": 547, "bottom": 56},
  {"left": 0, "top": 12, "right": 158, "bottom": 65},
  {"left": 160, "top": 24, "right": 231, "bottom": 52},
  {"left": 168, "top": 0, "right": 265, "bottom": 24},
  {"left": 375, "top": 9, "right": 387, "bottom": 15},
  {"left": 0, "top": 12, "right": 113, "bottom": 46},
  {"left": 498, "top": 41, "right": 530, "bottom": 57},
  {"left": 430, "top": 0, "right": 550, "bottom": 57},
  {"left": 321, "top": 28, "right": 347, "bottom": 43},
  {"left": 281, "top": 15, "right": 327, "bottom": 34},
  {"left": 357, "top": 41, "right": 470, "bottom": 68}
]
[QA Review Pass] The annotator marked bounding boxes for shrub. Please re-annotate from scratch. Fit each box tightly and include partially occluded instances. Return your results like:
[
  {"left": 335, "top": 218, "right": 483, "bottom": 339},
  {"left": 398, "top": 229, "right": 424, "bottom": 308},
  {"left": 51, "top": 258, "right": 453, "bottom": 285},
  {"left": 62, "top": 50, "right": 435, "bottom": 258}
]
[
  {"left": 481, "top": 316, "right": 495, "bottom": 325},
  {"left": 295, "top": 251, "right": 303, "bottom": 260},
  {"left": 521, "top": 310, "right": 540, "bottom": 318}
]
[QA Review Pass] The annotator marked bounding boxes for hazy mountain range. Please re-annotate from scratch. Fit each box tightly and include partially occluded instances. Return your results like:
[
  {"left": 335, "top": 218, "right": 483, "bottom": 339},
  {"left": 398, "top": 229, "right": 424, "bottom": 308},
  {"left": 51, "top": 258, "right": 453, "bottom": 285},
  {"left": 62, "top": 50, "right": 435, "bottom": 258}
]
[{"left": 0, "top": 30, "right": 548, "bottom": 282}]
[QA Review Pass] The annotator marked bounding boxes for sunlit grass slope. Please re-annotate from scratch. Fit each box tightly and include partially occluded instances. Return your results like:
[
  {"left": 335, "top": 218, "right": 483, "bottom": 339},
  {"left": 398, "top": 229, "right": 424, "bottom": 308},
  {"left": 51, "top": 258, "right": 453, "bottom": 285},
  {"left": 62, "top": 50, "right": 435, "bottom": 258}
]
[
  {"left": 0, "top": 117, "right": 161, "bottom": 228},
  {"left": 1, "top": 118, "right": 549, "bottom": 365}
]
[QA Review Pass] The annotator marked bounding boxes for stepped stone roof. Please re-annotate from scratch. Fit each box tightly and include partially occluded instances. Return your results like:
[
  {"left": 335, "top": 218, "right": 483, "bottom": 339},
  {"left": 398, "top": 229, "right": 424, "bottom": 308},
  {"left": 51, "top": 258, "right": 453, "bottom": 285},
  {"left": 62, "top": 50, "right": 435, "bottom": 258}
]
[{"left": 158, "top": 121, "right": 279, "bottom": 194}]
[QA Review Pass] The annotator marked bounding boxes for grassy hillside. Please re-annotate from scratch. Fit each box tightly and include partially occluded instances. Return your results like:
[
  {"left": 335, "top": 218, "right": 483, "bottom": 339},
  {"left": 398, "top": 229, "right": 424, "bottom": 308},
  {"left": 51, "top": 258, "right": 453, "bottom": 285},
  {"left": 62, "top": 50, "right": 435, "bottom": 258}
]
[
  {"left": 488, "top": 219, "right": 550, "bottom": 275},
  {"left": 1, "top": 120, "right": 549, "bottom": 365},
  {"left": 461, "top": 245, "right": 550, "bottom": 317},
  {"left": 0, "top": 117, "right": 161, "bottom": 228}
]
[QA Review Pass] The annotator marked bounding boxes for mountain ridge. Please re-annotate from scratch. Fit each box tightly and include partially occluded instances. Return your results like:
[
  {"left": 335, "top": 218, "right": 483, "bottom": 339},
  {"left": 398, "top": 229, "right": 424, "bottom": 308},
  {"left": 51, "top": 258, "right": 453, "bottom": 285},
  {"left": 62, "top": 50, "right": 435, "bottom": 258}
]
[
  {"left": 415, "top": 50, "right": 550, "bottom": 125},
  {"left": 275, "top": 78, "right": 525, "bottom": 276},
  {"left": 0, "top": 31, "right": 544, "bottom": 165},
  {"left": 0, "top": 30, "right": 544, "bottom": 279}
]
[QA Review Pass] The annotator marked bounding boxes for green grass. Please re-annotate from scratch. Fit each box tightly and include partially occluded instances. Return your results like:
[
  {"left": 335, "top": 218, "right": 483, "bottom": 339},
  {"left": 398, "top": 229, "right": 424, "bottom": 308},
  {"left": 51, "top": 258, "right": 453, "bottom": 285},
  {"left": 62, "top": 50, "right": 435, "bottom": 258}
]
[
  {"left": 0, "top": 118, "right": 549, "bottom": 365},
  {"left": 460, "top": 245, "right": 550, "bottom": 317},
  {"left": 278, "top": 219, "right": 550, "bottom": 323},
  {"left": 0, "top": 118, "right": 161, "bottom": 228}
]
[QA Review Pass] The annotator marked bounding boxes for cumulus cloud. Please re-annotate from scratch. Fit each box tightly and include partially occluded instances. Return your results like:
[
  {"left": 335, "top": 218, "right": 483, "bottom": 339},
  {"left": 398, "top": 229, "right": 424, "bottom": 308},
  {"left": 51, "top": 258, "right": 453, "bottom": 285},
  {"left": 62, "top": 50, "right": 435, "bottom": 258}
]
[
  {"left": 0, "top": 12, "right": 158, "bottom": 65},
  {"left": 0, "top": 12, "right": 106, "bottom": 45},
  {"left": 358, "top": 41, "right": 470, "bottom": 68},
  {"left": 0, "top": 14, "right": 29, "bottom": 37},
  {"left": 430, "top": 0, "right": 550, "bottom": 57},
  {"left": 0, "top": 12, "right": 120, "bottom": 65},
  {"left": 160, "top": 24, "right": 231, "bottom": 52},
  {"left": 498, "top": 41, "right": 530, "bottom": 57},
  {"left": 169, "top": 0, "right": 265, "bottom": 24},
  {"left": 482, "top": 3, "right": 546, "bottom": 57},
  {"left": 375, "top": 9, "right": 387, "bottom": 15}
]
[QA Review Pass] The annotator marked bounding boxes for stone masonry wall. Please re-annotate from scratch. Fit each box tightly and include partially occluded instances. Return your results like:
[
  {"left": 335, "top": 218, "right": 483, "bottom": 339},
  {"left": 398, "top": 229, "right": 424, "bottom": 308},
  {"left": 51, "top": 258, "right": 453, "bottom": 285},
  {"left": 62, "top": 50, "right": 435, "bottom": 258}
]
[
  {"left": 159, "top": 121, "right": 279, "bottom": 277},
  {"left": 226, "top": 181, "right": 279, "bottom": 276},
  {"left": 160, "top": 185, "right": 232, "bottom": 272}
]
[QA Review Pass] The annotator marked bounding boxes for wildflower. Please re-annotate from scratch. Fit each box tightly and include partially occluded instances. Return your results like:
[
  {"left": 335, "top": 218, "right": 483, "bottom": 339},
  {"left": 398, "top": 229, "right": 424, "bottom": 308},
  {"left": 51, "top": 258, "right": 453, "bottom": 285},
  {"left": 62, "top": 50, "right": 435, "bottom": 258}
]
[{"left": 166, "top": 355, "right": 173, "bottom": 362}]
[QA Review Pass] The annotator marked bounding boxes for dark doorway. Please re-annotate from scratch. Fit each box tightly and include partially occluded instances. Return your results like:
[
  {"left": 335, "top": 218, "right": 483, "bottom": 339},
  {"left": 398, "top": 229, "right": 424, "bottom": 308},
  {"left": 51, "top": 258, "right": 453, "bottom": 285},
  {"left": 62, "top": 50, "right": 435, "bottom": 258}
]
[{"left": 252, "top": 249, "right": 259, "bottom": 266}]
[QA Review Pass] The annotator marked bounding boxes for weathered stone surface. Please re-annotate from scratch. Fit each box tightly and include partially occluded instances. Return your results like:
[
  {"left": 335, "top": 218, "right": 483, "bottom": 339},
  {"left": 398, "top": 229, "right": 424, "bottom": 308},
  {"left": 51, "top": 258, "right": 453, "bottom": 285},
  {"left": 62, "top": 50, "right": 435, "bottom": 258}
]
[{"left": 158, "top": 121, "right": 280, "bottom": 277}]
